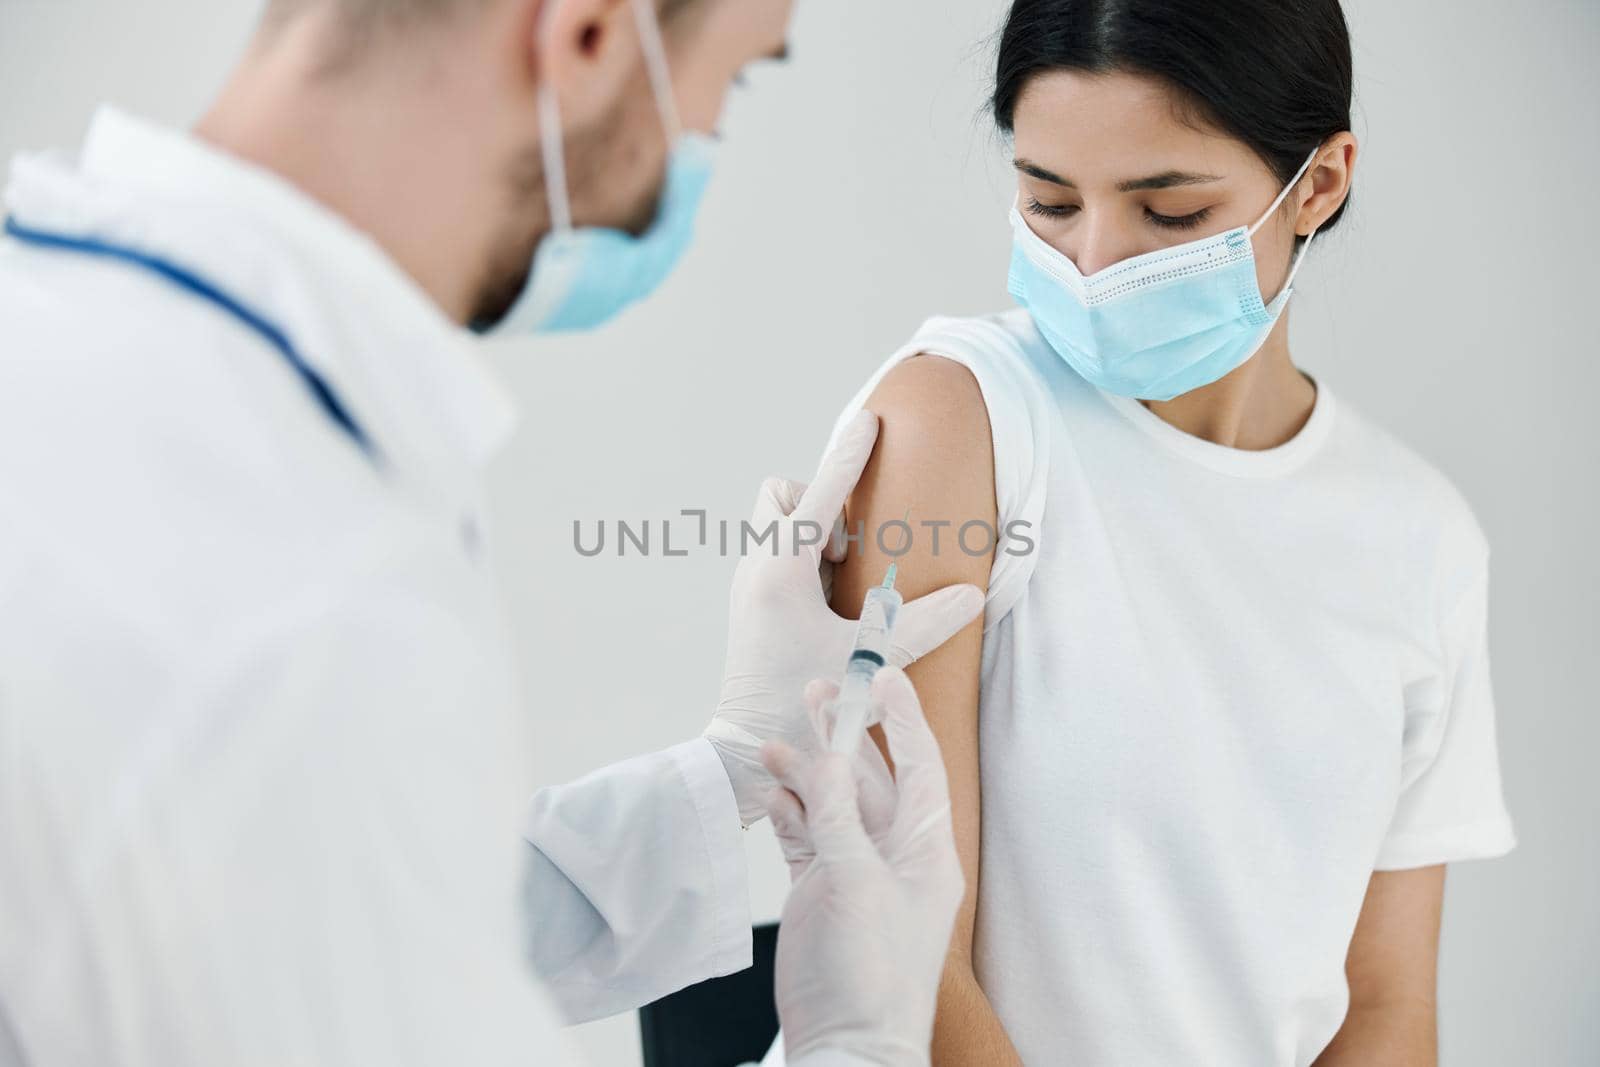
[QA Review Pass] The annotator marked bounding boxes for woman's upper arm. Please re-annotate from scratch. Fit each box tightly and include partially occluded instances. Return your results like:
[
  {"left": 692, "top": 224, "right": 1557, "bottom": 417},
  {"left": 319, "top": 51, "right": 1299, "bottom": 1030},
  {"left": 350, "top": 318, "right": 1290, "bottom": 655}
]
[
  {"left": 1345, "top": 866, "right": 1445, "bottom": 1009},
  {"left": 1315, "top": 866, "right": 1446, "bottom": 1064},
  {"left": 828, "top": 354, "right": 996, "bottom": 960}
]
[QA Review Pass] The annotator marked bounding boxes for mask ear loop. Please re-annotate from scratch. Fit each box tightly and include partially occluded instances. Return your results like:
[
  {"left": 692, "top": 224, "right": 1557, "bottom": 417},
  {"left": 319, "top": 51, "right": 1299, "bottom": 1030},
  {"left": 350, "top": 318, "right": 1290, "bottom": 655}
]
[
  {"left": 535, "top": 0, "right": 573, "bottom": 237},
  {"left": 537, "top": 83, "right": 574, "bottom": 236},
  {"left": 1248, "top": 147, "right": 1322, "bottom": 295},
  {"left": 630, "top": 0, "right": 684, "bottom": 142},
  {"left": 536, "top": 1, "right": 680, "bottom": 242}
]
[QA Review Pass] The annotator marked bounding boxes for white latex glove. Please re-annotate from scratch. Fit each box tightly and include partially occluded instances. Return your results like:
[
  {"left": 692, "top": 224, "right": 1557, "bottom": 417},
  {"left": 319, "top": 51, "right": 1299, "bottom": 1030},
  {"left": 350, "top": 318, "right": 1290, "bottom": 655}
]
[
  {"left": 705, "top": 410, "right": 985, "bottom": 826},
  {"left": 760, "top": 666, "right": 964, "bottom": 1067}
]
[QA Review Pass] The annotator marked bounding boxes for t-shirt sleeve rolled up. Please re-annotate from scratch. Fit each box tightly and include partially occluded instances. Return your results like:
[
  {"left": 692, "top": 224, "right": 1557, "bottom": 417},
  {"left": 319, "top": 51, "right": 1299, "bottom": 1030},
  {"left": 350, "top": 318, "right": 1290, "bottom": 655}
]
[
  {"left": 1375, "top": 550, "right": 1516, "bottom": 870},
  {"left": 819, "top": 314, "right": 1053, "bottom": 633}
]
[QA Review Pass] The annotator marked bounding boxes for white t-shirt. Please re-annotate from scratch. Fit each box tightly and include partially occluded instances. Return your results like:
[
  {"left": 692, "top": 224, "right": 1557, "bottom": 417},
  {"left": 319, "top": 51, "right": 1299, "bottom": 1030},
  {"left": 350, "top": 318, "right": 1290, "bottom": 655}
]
[{"left": 827, "top": 309, "right": 1515, "bottom": 1066}]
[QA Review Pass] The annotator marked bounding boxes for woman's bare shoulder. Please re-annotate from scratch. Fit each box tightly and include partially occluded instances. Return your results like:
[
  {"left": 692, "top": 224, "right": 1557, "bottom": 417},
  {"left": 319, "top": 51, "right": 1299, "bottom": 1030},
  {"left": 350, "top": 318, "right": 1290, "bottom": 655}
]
[
  {"left": 864, "top": 354, "right": 995, "bottom": 490},
  {"left": 838, "top": 354, "right": 998, "bottom": 601}
]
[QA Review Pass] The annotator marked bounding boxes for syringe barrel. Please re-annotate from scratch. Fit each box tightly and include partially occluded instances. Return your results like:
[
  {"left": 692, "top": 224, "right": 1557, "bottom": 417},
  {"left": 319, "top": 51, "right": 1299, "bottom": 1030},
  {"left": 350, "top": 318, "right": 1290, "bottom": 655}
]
[
  {"left": 828, "top": 583, "right": 904, "bottom": 754},
  {"left": 849, "top": 584, "right": 902, "bottom": 667}
]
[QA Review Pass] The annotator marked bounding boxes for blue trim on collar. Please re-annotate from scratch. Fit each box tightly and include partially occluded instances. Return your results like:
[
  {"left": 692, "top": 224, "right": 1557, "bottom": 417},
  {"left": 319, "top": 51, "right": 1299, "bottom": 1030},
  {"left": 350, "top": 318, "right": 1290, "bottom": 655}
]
[{"left": 4, "top": 214, "right": 378, "bottom": 465}]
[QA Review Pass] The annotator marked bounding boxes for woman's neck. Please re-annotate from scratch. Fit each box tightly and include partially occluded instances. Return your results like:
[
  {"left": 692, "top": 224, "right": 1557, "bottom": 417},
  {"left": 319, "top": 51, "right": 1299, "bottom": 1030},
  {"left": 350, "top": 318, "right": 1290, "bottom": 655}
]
[{"left": 1139, "top": 316, "right": 1316, "bottom": 451}]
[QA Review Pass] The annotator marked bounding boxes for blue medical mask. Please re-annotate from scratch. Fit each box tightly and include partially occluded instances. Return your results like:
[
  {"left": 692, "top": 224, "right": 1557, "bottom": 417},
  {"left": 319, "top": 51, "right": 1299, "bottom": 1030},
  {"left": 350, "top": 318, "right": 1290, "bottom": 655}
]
[
  {"left": 1007, "top": 150, "right": 1319, "bottom": 402},
  {"left": 494, "top": 0, "right": 714, "bottom": 335}
]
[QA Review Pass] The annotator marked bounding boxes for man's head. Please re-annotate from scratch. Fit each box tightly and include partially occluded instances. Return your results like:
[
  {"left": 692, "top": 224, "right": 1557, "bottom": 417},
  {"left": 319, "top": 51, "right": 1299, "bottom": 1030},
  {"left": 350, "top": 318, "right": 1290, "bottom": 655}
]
[{"left": 211, "top": 0, "right": 794, "bottom": 325}]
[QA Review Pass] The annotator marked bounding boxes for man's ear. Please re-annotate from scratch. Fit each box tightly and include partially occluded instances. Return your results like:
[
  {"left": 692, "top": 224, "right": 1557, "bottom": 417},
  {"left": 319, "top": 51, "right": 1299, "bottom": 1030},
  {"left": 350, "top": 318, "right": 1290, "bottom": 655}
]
[{"left": 526, "top": 0, "right": 640, "bottom": 130}]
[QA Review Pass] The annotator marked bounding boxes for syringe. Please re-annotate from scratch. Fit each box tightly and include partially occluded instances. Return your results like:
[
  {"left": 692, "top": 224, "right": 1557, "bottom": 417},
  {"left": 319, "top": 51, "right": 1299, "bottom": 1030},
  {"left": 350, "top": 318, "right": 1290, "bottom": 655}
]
[{"left": 828, "top": 563, "right": 904, "bottom": 755}]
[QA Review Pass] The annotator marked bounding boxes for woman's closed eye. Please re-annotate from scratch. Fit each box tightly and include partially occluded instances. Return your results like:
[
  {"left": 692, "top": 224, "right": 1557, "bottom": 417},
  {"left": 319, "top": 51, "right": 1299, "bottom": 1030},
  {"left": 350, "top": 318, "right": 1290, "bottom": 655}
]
[
  {"left": 1025, "top": 197, "right": 1079, "bottom": 220},
  {"left": 1145, "top": 206, "right": 1212, "bottom": 231},
  {"left": 1026, "top": 197, "right": 1215, "bottom": 233}
]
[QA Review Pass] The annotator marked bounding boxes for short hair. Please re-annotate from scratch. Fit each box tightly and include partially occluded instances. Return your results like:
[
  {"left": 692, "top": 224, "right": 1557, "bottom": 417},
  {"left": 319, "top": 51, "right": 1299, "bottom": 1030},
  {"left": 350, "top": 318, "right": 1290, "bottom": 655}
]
[
  {"left": 267, "top": 0, "right": 484, "bottom": 25},
  {"left": 262, "top": 0, "right": 698, "bottom": 74},
  {"left": 267, "top": 0, "right": 693, "bottom": 36},
  {"left": 262, "top": 0, "right": 495, "bottom": 44},
  {"left": 260, "top": 0, "right": 492, "bottom": 72}
]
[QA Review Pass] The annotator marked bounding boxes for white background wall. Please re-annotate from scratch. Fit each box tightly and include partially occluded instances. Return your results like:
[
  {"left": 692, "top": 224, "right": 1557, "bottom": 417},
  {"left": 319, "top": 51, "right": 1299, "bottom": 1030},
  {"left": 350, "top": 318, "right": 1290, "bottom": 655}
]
[{"left": 3, "top": 0, "right": 1596, "bottom": 1063}]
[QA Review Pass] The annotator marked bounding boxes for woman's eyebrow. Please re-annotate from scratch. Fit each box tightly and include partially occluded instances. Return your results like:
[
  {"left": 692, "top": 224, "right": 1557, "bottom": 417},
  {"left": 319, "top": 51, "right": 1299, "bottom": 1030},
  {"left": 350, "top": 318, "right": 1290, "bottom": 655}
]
[
  {"left": 1116, "top": 170, "right": 1224, "bottom": 192},
  {"left": 1014, "top": 158, "right": 1074, "bottom": 187},
  {"left": 1013, "top": 159, "right": 1224, "bottom": 192}
]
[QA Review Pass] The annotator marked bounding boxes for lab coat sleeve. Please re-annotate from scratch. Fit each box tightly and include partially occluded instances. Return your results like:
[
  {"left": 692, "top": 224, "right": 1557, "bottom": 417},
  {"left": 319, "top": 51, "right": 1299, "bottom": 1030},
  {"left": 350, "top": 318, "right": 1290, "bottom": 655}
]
[{"left": 521, "top": 737, "right": 753, "bottom": 1023}]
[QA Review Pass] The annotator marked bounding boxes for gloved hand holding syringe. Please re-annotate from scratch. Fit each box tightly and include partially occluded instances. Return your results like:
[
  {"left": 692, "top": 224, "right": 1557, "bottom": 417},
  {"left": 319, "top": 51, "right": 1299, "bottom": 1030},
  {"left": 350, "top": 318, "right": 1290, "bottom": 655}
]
[{"left": 827, "top": 562, "right": 904, "bottom": 754}]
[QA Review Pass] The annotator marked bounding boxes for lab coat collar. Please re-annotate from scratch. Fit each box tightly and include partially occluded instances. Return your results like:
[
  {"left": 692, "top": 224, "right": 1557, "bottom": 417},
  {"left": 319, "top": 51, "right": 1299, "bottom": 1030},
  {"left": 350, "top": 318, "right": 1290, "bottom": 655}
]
[{"left": 3, "top": 106, "right": 518, "bottom": 489}]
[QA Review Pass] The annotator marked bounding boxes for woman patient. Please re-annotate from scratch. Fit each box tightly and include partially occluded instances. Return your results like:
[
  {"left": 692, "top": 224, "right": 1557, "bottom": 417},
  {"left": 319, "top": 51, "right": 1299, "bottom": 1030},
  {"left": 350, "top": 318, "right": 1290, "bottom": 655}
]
[{"left": 826, "top": 1, "right": 1514, "bottom": 1064}]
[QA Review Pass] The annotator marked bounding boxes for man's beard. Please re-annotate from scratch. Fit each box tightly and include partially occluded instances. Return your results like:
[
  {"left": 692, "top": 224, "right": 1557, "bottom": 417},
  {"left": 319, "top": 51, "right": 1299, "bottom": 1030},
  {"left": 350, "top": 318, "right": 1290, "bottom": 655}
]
[
  {"left": 466, "top": 139, "right": 558, "bottom": 333},
  {"left": 467, "top": 208, "right": 540, "bottom": 333},
  {"left": 466, "top": 85, "right": 665, "bottom": 334}
]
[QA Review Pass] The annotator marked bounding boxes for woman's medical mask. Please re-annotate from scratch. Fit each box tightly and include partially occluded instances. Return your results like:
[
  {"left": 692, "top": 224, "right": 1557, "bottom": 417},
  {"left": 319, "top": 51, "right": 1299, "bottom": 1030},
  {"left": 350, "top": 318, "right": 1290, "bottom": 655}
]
[
  {"left": 494, "top": 0, "right": 715, "bottom": 335},
  {"left": 1007, "top": 150, "right": 1319, "bottom": 401}
]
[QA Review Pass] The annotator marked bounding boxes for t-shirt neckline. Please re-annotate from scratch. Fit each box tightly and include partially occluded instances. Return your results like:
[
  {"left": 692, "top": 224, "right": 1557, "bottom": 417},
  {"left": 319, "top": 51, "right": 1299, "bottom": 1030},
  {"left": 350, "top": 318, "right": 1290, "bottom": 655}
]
[{"left": 1096, "top": 376, "right": 1336, "bottom": 479}]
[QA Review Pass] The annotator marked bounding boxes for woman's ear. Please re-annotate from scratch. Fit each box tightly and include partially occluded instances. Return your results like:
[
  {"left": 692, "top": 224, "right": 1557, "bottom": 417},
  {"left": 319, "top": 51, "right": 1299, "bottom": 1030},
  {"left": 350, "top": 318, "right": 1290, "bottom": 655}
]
[
  {"left": 526, "top": 0, "right": 640, "bottom": 129},
  {"left": 1298, "top": 132, "right": 1358, "bottom": 236}
]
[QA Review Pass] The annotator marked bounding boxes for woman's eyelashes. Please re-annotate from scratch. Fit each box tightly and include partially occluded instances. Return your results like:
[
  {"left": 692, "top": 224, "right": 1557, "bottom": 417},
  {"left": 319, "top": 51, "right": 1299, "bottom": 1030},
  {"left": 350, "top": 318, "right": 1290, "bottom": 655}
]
[
  {"left": 1025, "top": 196, "right": 1215, "bottom": 233},
  {"left": 1025, "top": 197, "right": 1078, "bottom": 220},
  {"left": 1145, "top": 206, "right": 1213, "bottom": 230}
]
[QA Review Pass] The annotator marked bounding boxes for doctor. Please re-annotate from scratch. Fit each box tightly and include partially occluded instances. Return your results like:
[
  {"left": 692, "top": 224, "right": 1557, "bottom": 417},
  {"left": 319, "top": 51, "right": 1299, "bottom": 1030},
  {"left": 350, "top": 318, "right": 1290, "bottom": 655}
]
[{"left": 0, "top": 0, "right": 981, "bottom": 1064}]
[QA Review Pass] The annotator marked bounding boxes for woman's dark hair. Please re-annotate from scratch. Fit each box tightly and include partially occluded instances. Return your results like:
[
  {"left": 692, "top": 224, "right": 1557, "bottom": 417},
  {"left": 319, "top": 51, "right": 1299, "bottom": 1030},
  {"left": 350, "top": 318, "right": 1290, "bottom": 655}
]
[{"left": 993, "top": 0, "right": 1353, "bottom": 234}]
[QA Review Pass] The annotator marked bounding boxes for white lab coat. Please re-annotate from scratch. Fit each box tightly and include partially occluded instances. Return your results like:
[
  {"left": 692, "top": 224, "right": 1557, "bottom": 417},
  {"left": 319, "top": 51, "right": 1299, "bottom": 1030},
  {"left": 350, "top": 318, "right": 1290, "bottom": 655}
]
[{"left": 0, "top": 108, "right": 855, "bottom": 1067}]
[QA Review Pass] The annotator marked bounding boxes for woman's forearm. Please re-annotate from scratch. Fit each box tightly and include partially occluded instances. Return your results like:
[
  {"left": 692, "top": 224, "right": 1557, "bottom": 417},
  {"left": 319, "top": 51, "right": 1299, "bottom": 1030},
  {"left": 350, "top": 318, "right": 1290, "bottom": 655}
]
[{"left": 932, "top": 963, "right": 1025, "bottom": 1067}]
